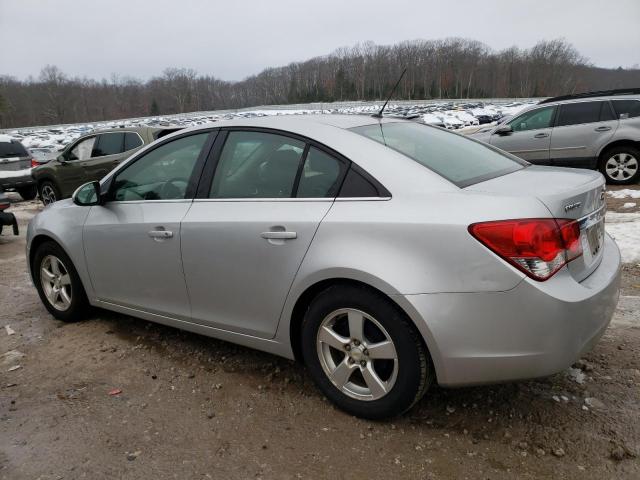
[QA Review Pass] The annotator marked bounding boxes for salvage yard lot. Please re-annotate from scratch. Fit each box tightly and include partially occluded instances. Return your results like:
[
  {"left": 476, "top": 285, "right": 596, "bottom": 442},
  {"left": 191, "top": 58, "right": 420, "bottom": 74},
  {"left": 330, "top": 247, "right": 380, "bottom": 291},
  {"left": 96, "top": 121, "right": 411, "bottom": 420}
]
[{"left": 1, "top": 186, "right": 639, "bottom": 479}]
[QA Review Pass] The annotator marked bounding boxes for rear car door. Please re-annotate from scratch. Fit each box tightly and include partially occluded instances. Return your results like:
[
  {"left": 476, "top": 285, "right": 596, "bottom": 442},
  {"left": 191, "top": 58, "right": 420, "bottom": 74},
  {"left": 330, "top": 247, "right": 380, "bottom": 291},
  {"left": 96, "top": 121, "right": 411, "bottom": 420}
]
[
  {"left": 83, "top": 131, "right": 214, "bottom": 318},
  {"left": 549, "top": 101, "right": 618, "bottom": 168},
  {"left": 490, "top": 105, "right": 556, "bottom": 163},
  {"left": 83, "top": 132, "right": 128, "bottom": 181},
  {"left": 180, "top": 129, "right": 347, "bottom": 338}
]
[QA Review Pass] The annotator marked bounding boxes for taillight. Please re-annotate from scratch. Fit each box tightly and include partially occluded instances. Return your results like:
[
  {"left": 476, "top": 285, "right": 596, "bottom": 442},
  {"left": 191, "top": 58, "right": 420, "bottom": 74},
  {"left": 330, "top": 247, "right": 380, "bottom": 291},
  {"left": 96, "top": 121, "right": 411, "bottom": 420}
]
[
  {"left": 0, "top": 202, "right": 9, "bottom": 211},
  {"left": 469, "top": 218, "right": 582, "bottom": 281},
  {"left": 30, "top": 158, "right": 38, "bottom": 168}
]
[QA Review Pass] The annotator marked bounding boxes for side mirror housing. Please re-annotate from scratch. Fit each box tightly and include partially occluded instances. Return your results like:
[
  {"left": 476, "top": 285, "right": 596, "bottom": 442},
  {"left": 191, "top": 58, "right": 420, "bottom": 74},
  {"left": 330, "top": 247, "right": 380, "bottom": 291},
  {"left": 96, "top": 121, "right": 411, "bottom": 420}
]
[
  {"left": 72, "top": 181, "right": 104, "bottom": 206},
  {"left": 495, "top": 125, "right": 513, "bottom": 136},
  {"left": 57, "top": 154, "right": 68, "bottom": 163}
]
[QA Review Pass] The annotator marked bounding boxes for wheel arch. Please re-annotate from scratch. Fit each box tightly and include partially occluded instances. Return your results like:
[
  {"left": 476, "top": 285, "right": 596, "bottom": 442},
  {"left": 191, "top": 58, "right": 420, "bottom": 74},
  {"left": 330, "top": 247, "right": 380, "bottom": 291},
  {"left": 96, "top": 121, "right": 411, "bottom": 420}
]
[
  {"left": 286, "top": 276, "right": 443, "bottom": 384},
  {"left": 597, "top": 139, "right": 640, "bottom": 161}
]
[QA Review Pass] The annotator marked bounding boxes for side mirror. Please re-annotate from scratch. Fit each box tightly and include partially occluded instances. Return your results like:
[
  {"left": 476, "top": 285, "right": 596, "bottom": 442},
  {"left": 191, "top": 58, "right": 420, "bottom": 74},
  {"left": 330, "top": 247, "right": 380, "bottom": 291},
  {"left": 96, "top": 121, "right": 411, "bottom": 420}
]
[
  {"left": 72, "top": 181, "right": 104, "bottom": 206},
  {"left": 57, "top": 154, "right": 68, "bottom": 163},
  {"left": 495, "top": 125, "right": 513, "bottom": 136}
]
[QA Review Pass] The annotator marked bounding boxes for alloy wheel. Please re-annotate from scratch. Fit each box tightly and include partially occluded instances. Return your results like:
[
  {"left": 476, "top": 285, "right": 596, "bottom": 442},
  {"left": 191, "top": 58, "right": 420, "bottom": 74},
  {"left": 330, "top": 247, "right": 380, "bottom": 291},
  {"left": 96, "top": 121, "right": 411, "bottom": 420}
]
[
  {"left": 41, "top": 184, "right": 57, "bottom": 205},
  {"left": 40, "top": 255, "right": 72, "bottom": 311},
  {"left": 316, "top": 308, "right": 398, "bottom": 401},
  {"left": 605, "top": 153, "right": 638, "bottom": 181}
]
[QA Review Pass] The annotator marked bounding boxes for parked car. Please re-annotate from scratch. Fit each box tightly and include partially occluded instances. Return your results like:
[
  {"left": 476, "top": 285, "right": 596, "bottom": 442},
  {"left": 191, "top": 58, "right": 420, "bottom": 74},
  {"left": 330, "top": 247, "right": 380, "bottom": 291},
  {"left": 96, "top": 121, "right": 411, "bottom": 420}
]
[
  {"left": 0, "top": 135, "right": 38, "bottom": 200},
  {"left": 0, "top": 187, "right": 19, "bottom": 235},
  {"left": 470, "top": 89, "right": 640, "bottom": 184},
  {"left": 31, "top": 126, "right": 182, "bottom": 204},
  {"left": 27, "top": 115, "right": 620, "bottom": 419}
]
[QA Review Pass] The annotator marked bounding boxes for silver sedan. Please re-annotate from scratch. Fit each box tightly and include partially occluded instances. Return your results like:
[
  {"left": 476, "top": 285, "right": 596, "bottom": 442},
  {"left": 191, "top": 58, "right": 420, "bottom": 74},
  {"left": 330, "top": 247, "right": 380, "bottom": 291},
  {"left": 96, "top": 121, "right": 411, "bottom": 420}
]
[{"left": 26, "top": 115, "right": 621, "bottom": 419}]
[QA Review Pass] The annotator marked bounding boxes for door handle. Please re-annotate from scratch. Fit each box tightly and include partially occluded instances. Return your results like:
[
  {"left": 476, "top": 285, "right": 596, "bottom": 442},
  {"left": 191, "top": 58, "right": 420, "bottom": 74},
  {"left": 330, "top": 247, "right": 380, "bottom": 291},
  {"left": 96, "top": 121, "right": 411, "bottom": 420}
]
[
  {"left": 594, "top": 126, "right": 612, "bottom": 132},
  {"left": 148, "top": 229, "right": 173, "bottom": 239},
  {"left": 260, "top": 231, "right": 297, "bottom": 240},
  {"left": 533, "top": 133, "right": 549, "bottom": 139}
]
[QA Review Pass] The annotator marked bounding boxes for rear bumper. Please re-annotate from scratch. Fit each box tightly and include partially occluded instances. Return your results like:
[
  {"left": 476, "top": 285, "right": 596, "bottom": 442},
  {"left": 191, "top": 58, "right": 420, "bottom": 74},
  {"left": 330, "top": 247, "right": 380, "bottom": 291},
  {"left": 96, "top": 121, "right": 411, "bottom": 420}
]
[
  {"left": 400, "top": 233, "right": 621, "bottom": 386},
  {"left": 0, "top": 173, "right": 35, "bottom": 189}
]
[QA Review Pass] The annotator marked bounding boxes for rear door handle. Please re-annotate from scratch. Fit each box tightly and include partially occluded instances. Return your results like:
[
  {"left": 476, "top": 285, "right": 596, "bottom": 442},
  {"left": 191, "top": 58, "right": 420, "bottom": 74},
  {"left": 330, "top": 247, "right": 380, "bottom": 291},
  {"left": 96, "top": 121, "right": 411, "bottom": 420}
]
[
  {"left": 260, "top": 231, "right": 297, "bottom": 240},
  {"left": 594, "top": 126, "right": 612, "bottom": 132},
  {"left": 148, "top": 229, "right": 173, "bottom": 239},
  {"left": 533, "top": 133, "right": 549, "bottom": 138}
]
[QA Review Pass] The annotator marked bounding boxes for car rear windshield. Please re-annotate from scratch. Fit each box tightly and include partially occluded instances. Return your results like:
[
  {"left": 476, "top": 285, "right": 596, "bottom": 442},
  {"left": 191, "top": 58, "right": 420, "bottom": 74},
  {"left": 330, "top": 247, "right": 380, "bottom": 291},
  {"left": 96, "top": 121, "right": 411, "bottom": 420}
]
[
  {"left": 0, "top": 140, "right": 28, "bottom": 158},
  {"left": 351, "top": 122, "right": 526, "bottom": 187}
]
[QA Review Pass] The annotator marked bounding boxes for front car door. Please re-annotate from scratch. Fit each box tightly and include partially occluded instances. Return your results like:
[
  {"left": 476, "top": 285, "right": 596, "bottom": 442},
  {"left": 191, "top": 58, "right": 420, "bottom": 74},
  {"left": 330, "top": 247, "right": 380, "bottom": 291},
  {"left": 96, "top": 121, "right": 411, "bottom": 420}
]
[
  {"left": 490, "top": 105, "right": 556, "bottom": 163},
  {"left": 181, "top": 129, "right": 347, "bottom": 338},
  {"left": 83, "top": 131, "right": 215, "bottom": 318},
  {"left": 56, "top": 135, "right": 95, "bottom": 197},
  {"left": 549, "top": 100, "right": 618, "bottom": 168},
  {"left": 83, "top": 132, "right": 127, "bottom": 181}
]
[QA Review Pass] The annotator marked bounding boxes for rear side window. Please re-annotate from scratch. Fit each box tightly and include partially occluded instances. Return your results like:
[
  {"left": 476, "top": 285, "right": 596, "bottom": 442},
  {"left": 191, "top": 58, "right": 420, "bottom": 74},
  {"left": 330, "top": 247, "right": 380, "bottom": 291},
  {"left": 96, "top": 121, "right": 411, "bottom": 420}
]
[
  {"left": 210, "top": 131, "right": 305, "bottom": 198},
  {"left": 351, "top": 122, "right": 525, "bottom": 188},
  {"left": 92, "top": 133, "right": 125, "bottom": 157},
  {"left": 556, "top": 102, "right": 602, "bottom": 126},
  {"left": 612, "top": 100, "right": 640, "bottom": 119},
  {"left": 0, "top": 140, "right": 28, "bottom": 158},
  {"left": 124, "top": 132, "right": 143, "bottom": 151}
]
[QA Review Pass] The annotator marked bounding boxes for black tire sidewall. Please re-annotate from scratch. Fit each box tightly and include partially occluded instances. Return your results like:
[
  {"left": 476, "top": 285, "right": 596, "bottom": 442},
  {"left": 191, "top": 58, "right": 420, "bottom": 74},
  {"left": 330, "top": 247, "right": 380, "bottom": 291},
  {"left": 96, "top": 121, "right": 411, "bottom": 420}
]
[
  {"left": 17, "top": 185, "right": 37, "bottom": 201},
  {"left": 32, "top": 241, "right": 88, "bottom": 322},
  {"left": 600, "top": 146, "right": 640, "bottom": 185},
  {"left": 301, "top": 285, "right": 429, "bottom": 419}
]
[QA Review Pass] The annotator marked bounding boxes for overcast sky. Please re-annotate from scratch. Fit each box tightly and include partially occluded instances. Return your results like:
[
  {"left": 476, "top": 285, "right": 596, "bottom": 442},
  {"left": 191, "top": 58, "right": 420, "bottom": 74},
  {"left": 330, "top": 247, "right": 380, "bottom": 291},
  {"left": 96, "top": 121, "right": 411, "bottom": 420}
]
[{"left": 1, "top": 0, "right": 639, "bottom": 81}]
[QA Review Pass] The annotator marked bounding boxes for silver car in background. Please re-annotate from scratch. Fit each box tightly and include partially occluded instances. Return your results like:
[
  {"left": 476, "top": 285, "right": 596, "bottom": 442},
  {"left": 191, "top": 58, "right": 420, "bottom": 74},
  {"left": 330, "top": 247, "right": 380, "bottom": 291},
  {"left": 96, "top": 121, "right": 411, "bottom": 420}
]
[
  {"left": 26, "top": 115, "right": 621, "bottom": 419},
  {"left": 471, "top": 89, "right": 640, "bottom": 184}
]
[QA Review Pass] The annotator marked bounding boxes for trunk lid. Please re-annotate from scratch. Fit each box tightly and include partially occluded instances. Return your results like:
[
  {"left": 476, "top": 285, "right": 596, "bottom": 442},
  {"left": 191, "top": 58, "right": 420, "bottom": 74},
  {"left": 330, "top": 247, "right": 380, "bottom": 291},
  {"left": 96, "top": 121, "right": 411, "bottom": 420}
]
[
  {"left": 0, "top": 138, "right": 31, "bottom": 171},
  {"left": 467, "top": 166, "right": 606, "bottom": 282}
]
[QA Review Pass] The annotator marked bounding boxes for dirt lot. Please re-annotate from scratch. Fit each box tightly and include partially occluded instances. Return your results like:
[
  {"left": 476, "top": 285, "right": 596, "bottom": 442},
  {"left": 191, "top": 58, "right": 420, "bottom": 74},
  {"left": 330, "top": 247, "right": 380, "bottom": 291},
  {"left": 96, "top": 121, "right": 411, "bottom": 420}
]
[{"left": 1, "top": 195, "right": 639, "bottom": 480}]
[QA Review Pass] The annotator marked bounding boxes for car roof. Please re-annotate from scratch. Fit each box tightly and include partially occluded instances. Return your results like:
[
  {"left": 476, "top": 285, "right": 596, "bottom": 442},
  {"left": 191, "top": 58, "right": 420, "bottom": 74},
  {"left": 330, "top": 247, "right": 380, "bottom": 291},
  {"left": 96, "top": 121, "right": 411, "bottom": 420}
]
[{"left": 92, "top": 126, "right": 165, "bottom": 134}]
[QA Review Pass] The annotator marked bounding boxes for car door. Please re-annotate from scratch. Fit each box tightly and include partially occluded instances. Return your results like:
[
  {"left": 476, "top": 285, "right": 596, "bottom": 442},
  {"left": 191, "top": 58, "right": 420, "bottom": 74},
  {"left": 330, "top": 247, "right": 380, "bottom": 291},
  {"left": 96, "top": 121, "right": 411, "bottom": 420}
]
[
  {"left": 180, "top": 130, "right": 347, "bottom": 338},
  {"left": 489, "top": 105, "right": 556, "bottom": 163},
  {"left": 56, "top": 135, "right": 96, "bottom": 196},
  {"left": 549, "top": 101, "right": 618, "bottom": 168},
  {"left": 82, "top": 131, "right": 214, "bottom": 318}
]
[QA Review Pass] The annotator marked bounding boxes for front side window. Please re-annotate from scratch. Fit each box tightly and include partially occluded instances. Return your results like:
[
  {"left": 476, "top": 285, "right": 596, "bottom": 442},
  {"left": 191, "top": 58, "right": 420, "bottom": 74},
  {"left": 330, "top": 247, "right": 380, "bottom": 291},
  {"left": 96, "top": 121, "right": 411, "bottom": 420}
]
[
  {"left": 92, "top": 133, "right": 125, "bottom": 157},
  {"left": 352, "top": 122, "right": 525, "bottom": 187},
  {"left": 556, "top": 102, "right": 603, "bottom": 127},
  {"left": 69, "top": 137, "right": 96, "bottom": 161},
  {"left": 296, "top": 147, "right": 343, "bottom": 198},
  {"left": 509, "top": 106, "right": 555, "bottom": 132},
  {"left": 112, "top": 133, "right": 208, "bottom": 201},
  {"left": 210, "top": 131, "right": 305, "bottom": 198},
  {"left": 124, "top": 132, "right": 144, "bottom": 151},
  {"left": 612, "top": 99, "right": 640, "bottom": 119}
]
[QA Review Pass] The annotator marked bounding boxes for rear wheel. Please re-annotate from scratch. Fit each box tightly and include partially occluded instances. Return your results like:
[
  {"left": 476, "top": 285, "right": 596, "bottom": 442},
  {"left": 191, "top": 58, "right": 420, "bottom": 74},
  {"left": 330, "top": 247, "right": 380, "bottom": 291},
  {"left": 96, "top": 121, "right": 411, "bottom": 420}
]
[
  {"left": 17, "top": 185, "right": 37, "bottom": 201},
  {"left": 301, "top": 284, "right": 432, "bottom": 419},
  {"left": 39, "top": 180, "right": 60, "bottom": 205},
  {"left": 600, "top": 146, "right": 640, "bottom": 184},
  {"left": 32, "top": 241, "right": 89, "bottom": 322}
]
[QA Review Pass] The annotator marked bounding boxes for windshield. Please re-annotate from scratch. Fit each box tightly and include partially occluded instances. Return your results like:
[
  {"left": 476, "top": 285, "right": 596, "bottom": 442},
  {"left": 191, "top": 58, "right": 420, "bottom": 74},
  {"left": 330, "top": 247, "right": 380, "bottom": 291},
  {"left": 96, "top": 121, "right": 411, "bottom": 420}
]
[{"left": 351, "top": 122, "right": 526, "bottom": 187}]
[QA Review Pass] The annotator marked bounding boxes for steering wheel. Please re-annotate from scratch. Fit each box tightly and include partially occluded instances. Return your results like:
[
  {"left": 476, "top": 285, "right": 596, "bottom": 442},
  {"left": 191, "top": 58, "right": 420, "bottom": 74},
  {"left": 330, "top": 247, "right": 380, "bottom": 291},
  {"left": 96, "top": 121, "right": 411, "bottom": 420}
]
[{"left": 158, "top": 177, "right": 189, "bottom": 199}]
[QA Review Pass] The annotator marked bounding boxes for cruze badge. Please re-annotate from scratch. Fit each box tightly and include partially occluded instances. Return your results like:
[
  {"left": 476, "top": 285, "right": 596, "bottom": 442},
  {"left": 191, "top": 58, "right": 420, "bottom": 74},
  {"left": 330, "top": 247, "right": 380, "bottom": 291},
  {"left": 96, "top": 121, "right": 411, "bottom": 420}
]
[{"left": 564, "top": 202, "right": 582, "bottom": 212}]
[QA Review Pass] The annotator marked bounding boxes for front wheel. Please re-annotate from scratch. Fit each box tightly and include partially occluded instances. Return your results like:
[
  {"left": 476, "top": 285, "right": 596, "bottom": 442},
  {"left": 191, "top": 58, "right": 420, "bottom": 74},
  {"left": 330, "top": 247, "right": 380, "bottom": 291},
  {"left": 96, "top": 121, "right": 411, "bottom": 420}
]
[
  {"left": 39, "top": 180, "right": 60, "bottom": 205},
  {"left": 600, "top": 146, "right": 640, "bottom": 184},
  {"left": 301, "top": 285, "right": 432, "bottom": 419}
]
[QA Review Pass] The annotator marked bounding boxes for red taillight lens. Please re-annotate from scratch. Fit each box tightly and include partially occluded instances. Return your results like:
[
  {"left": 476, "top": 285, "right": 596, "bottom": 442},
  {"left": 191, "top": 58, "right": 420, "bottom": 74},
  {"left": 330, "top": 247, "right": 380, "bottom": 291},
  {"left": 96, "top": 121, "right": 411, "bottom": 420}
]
[
  {"left": 469, "top": 218, "right": 583, "bottom": 281},
  {"left": 30, "top": 158, "right": 38, "bottom": 168},
  {"left": 0, "top": 202, "right": 9, "bottom": 211}
]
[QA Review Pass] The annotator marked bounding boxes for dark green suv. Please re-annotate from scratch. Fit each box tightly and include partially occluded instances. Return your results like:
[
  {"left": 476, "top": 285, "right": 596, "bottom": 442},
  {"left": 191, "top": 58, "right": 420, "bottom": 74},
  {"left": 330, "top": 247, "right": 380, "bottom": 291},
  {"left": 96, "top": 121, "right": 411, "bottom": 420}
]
[{"left": 32, "top": 126, "right": 181, "bottom": 204}]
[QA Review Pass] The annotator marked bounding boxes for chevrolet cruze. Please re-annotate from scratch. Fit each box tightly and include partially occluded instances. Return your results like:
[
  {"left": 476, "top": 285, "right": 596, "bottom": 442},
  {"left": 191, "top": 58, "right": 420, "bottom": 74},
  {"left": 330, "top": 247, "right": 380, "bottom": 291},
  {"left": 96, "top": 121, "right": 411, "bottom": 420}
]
[{"left": 27, "top": 115, "right": 621, "bottom": 419}]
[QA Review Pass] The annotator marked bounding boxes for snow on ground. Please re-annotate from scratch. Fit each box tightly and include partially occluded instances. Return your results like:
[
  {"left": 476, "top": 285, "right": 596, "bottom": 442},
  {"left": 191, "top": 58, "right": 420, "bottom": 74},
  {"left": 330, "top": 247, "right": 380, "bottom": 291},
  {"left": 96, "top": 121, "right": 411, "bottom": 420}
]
[
  {"left": 607, "top": 189, "right": 640, "bottom": 199},
  {"left": 606, "top": 212, "right": 640, "bottom": 263}
]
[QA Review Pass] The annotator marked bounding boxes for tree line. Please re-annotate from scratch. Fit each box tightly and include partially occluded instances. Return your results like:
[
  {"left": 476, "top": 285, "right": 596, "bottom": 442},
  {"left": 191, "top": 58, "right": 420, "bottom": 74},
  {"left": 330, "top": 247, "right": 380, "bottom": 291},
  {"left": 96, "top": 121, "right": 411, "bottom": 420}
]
[{"left": 1, "top": 38, "right": 639, "bottom": 128}]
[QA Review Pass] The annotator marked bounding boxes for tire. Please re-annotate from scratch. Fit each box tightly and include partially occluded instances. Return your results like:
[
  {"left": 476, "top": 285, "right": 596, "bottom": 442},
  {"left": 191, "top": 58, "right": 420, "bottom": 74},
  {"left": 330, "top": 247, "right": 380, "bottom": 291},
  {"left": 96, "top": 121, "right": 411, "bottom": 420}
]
[
  {"left": 32, "top": 240, "right": 90, "bottom": 322},
  {"left": 17, "top": 185, "right": 37, "bottom": 201},
  {"left": 39, "top": 180, "right": 61, "bottom": 205},
  {"left": 301, "top": 284, "right": 432, "bottom": 419},
  {"left": 599, "top": 145, "right": 640, "bottom": 184}
]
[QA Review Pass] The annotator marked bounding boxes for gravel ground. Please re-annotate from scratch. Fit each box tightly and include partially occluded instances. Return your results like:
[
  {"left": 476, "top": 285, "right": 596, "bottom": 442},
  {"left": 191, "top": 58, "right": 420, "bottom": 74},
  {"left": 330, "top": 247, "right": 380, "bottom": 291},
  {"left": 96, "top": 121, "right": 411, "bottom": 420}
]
[{"left": 1, "top": 195, "right": 639, "bottom": 480}]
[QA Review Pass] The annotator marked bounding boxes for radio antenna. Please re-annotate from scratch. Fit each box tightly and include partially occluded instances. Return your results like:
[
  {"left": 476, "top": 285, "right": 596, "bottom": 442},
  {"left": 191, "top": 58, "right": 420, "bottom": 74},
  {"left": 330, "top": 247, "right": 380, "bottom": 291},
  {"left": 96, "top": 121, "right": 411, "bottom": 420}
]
[{"left": 371, "top": 68, "right": 407, "bottom": 118}]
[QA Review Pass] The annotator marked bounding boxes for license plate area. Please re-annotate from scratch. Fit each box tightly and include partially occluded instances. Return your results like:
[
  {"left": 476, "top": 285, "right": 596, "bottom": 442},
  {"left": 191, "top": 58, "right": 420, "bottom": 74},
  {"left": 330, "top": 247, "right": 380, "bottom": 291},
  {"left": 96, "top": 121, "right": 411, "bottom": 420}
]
[{"left": 579, "top": 207, "right": 605, "bottom": 265}]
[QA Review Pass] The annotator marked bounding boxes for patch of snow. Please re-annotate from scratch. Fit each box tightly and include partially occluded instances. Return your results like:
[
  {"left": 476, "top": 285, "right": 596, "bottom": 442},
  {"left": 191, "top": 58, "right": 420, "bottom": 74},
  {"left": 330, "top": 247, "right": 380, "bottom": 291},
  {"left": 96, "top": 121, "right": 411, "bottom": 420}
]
[
  {"left": 607, "top": 189, "right": 640, "bottom": 199},
  {"left": 622, "top": 202, "right": 637, "bottom": 209},
  {"left": 606, "top": 212, "right": 640, "bottom": 263}
]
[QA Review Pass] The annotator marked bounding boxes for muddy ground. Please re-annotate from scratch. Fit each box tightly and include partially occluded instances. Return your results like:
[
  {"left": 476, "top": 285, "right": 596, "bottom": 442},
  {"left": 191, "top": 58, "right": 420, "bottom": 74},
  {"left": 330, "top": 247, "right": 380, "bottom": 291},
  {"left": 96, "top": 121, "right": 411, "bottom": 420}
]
[{"left": 1, "top": 194, "right": 638, "bottom": 480}]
